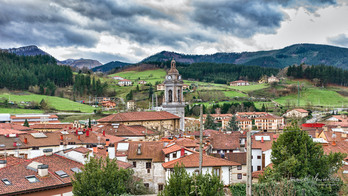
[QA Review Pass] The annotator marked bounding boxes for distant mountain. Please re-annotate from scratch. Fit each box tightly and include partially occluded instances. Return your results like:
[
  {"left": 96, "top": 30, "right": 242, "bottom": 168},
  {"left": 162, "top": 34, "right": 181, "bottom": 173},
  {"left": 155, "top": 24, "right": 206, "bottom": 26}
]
[
  {"left": 92, "top": 61, "right": 132, "bottom": 72},
  {"left": 4, "top": 45, "right": 51, "bottom": 56},
  {"left": 141, "top": 43, "right": 348, "bottom": 69},
  {"left": 60, "top": 58, "right": 102, "bottom": 69}
]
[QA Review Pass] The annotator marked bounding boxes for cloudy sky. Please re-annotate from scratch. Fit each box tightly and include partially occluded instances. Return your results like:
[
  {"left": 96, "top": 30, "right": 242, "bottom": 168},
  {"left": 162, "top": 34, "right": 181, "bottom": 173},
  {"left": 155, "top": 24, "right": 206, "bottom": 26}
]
[{"left": 0, "top": 0, "right": 347, "bottom": 64}]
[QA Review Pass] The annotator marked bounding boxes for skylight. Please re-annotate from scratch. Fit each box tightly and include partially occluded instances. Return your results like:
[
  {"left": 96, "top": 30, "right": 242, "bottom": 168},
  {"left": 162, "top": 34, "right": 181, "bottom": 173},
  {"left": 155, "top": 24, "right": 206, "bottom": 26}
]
[
  {"left": 71, "top": 167, "right": 82, "bottom": 173},
  {"left": 25, "top": 176, "right": 39, "bottom": 183},
  {"left": 55, "top": 170, "right": 69, "bottom": 178},
  {"left": 1, "top": 178, "right": 11, "bottom": 185}
]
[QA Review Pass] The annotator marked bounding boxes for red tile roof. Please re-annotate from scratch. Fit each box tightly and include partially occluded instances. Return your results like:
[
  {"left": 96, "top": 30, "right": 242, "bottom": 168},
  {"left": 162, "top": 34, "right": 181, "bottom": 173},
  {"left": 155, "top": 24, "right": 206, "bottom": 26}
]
[
  {"left": 225, "top": 152, "right": 246, "bottom": 165},
  {"left": 65, "top": 147, "right": 91, "bottom": 154},
  {"left": 209, "top": 132, "right": 244, "bottom": 150},
  {"left": 97, "top": 111, "right": 180, "bottom": 123},
  {"left": 30, "top": 123, "right": 72, "bottom": 129},
  {"left": 162, "top": 153, "right": 240, "bottom": 168},
  {"left": 171, "top": 138, "right": 199, "bottom": 148},
  {"left": 162, "top": 144, "right": 182, "bottom": 155},
  {"left": 0, "top": 123, "right": 32, "bottom": 131},
  {"left": 0, "top": 129, "right": 26, "bottom": 136},
  {"left": 127, "top": 141, "right": 165, "bottom": 162},
  {"left": 191, "top": 129, "right": 218, "bottom": 137},
  {"left": 0, "top": 154, "right": 82, "bottom": 195},
  {"left": 95, "top": 124, "right": 155, "bottom": 137},
  {"left": 251, "top": 132, "right": 278, "bottom": 151},
  {"left": 293, "top": 109, "right": 308, "bottom": 113}
]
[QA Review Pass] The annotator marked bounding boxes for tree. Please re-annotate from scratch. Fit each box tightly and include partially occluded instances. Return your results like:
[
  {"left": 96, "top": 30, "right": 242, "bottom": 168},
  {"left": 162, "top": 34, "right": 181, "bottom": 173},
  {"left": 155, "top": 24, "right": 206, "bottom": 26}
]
[
  {"left": 204, "top": 114, "right": 217, "bottom": 130},
  {"left": 23, "top": 119, "right": 29, "bottom": 127},
  {"left": 126, "top": 90, "right": 133, "bottom": 101},
  {"left": 262, "top": 122, "right": 345, "bottom": 181},
  {"left": 261, "top": 104, "right": 266, "bottom": 112},
  {"left": 40, "top": 99, "right": 48, "bottom": 110},
  {"left": 88, "top": 118, "right": 91, "bottom": 128},
  {"left": 226, "top": 115, "right": 239, "bottom": 132},
  {"left": 160, "top": 164, "right": 224, "bottom": 196},
  {"left": 72, "top": 156, "right": 148, "bottom": 196}
]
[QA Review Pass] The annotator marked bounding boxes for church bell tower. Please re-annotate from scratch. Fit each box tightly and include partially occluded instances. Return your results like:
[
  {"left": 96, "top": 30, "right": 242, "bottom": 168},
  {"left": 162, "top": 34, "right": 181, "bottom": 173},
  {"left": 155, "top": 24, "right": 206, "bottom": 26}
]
[{"left": 162, "top": 58, "right": 185, "bottom": 131}]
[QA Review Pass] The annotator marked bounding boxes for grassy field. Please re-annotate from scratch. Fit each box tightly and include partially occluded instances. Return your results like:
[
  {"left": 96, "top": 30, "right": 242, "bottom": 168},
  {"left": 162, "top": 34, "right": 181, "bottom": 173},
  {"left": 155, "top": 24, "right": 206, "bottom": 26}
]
[
  {"left": 223, "top": 91, "right": 248, "bottom": 98},
  {"left": 0, "top": 108, "right": 44, "bottom": 114},
  {"left": 228, "top": 83, "right": 269, "bottom": 92},
  {"left": 110, "top": 69, "right": 166, "bottom": 85},
  {"left": 0, "top": 93, "right": 95, "bottom": 113},
  {"left": 275, "top": 87, "right": 348, "bottom": 107}
]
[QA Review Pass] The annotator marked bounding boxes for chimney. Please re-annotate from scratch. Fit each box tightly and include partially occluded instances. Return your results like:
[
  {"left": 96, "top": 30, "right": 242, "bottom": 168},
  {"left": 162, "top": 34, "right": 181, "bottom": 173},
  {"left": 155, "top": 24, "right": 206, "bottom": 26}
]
[
  {"left": 76, "top": 130, "right": 78, "bottom": 135},
  {"left": 43, "top": 148, "right": 53, "bottom": 156},
  {"left": 60, "top": 135, "right": 63, "bottom": 141},
  {"left": 0, "top": 160, "right": 7, "bottom": 168},
  {"left": 13, "top": 142, "right": 17, "bottom": 147},
  {"left": 78, "top": 135, "right": 81, "bottom": 140},
  {"left": 261, "top": 137, "right": 264, "bottom": 143},
  {"left": 103, "top": 130, "right": 106, "bottom": 137},
  {"left": 59, "top": 142, "right": 64, "bottom": 150},
  {"left": 38, "top": 164, "right": 49, "bottom": 177},
  {"left": 106, "top": 149, "right": 109, "bottom": 157},
  {"left": 332, "top": 141, "right": 336, "bottom": 146},
  {"left": 181, "top": 148, "right": 185, "bottom": 157},
  {"left": 93, "top": 144, "right": 98, "bottom": 153},
  {"left": 137, "top": 144, "right": 142, "bottom": 155},
  {"left": 106, "top": 139, "right": 110, "bottom": 146},
  {"left": 24, "top": 137, "right": 28, "bottom": 144},
  {"left": 86, "top": 130, "right": 90, "bottom": 137}
]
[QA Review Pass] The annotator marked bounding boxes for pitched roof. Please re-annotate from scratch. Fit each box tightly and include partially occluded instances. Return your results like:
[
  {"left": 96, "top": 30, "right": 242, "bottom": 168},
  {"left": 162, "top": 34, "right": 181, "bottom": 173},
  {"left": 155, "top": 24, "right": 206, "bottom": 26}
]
[
  {"left": 0, "top": 123, "right": 32, "bottom": 131},
  {"left": 127, "top": 141, "right": 165, "bottom": 162},
  {"left": 95, "top": 124, "right": 155, "bottom": 137},
  {"left": 251, "top": 132, "right": 278, "bottom": 151},
  {"left": 191, "top": 129, "right": 218, "bottom": 137},
  {"left": 97, "top": 111, "right": 180, "bottom": 123},
  {"left": 162, "top": 153, "right": 240, "bottom": 168},
  {"left": 0, "top": 154, "right": 82, "bottom": 195},
  {"left": 171, "top": 138, "right": 199, "bottom": 148},
  {"left": 293, "top": 109, "right": 308, "bottom": 113},
  {"left": 30, "top": 123, "right": 72, "bottom": 129},
  {"left": 65, "top": 146, "right": 91, "bottom": 154},
  {"left": 0, "top": 129, "right": 26, "bottom": 136},
  {"left": 209, "top": 132, "right": 244, "bottom": 150},
  {"left": 162, "top": 144, "right": 182, "bottom": 155},
  {"left": 225, "top": 152, "right": 247, "bottom": 165}
]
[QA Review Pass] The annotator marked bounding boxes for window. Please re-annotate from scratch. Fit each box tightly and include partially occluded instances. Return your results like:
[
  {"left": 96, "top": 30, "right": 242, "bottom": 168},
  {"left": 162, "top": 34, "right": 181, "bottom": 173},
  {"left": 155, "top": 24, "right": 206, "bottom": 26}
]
[
  {"left": 194, "top": 169, "right": 200, "bottom": 175},
  {"left": 71, "top": 167, "right": 82, "bottom": 173},
  {"left": 25, "top": 176, "right": 39, "bottom": 183},
  {"left": 237, "top": 165, "right": 242, "bottom": 170},
  {"left": 168, "top": 90, "right": 172, "bottom": 102},
  {"left": 133, "top": 161, "right": 137, "bottom": 168},
  {"left": 146, "top": 162, "right": 151, "bottom": 169},
  {"left": 173, "top": 152, "right": 177, "bottom": 158},
  {"left": 257, "top": 166, "right": 261, "bottom": 171},
  {"left": 212, "top": 167, "right": 220, "bottom": 177},
  {"left": 1, "top": 178, "right": 11, "bottom": 185},
  {"left": 158, "top": 184, "right": 164, "bottom": 191},
  {"left": 237, "top": 173, "right": 242, "bottom": 179},
  {"left": 257, "top": 156, "right": 261, "bottom": 159},
  {"left": 55, "top": 170, "right": 69, "bottom": 178},
  {"left": 144, "top": 183, "right": 149, "bottom": 188},
  {"left": 217, "top": 150, "right": 221, "bottom": 153},
  {"left": 251, "top": 156, "right": 253, "bottom": 159}
]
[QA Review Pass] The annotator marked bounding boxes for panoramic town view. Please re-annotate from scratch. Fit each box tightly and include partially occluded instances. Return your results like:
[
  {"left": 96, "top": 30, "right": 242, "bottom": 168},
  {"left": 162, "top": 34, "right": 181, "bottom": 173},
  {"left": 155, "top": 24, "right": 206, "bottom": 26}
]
[{"left": 0, "top": 0, "right": 348, "bottom": 195}]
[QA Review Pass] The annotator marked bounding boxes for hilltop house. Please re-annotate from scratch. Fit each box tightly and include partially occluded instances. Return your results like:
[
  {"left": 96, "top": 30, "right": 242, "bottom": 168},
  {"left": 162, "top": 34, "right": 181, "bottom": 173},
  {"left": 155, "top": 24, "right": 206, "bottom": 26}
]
[
  {"left": 230, "top": 80, "right": 250, "bottom": 86},
  {"left": 284, "top": 108, "right": 309, "bottom": 118},
  {"left": 118, "top": 79, "right": 133, "bottom": 86}
]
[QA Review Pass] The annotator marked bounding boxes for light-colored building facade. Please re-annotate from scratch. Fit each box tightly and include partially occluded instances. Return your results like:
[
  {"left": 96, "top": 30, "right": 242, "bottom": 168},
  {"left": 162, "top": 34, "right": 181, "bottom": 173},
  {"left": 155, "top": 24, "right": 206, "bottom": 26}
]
[
  {"left": 230, "top": 80, "right": 250, "bottom": 86},
  {"left": 284, "top": 108, "right": 308, "bottom": 118},
  {"left": 118, "top": 79, "right": 133, "bottom": 86}
]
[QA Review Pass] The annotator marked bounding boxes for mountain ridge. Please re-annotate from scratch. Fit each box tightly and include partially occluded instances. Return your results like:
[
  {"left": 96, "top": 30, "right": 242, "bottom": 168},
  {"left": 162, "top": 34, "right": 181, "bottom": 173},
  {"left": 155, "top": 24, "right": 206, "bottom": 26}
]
[{"left": 141, "top": 43, "right": 348, "bottom": 69}]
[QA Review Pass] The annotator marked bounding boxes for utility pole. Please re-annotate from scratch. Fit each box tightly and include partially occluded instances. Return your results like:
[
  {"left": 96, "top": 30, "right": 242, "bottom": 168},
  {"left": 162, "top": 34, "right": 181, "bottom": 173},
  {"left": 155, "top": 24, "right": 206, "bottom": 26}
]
[
  {"left": 199, "top": 104, "right": 203, "bottom": 174},
  {"left": 246, "top": 131, "right": 252, "bottom": 196},
  {"left": 297, "top": 81, "right": 300, "bottom": 107}
]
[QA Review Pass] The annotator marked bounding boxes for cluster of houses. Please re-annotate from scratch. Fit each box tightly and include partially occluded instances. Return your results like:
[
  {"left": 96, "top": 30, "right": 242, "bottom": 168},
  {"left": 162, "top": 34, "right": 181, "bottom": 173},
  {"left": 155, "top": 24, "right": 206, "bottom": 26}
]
[{"left": 0, "top": 108, "right": 347, "bottom": 195}]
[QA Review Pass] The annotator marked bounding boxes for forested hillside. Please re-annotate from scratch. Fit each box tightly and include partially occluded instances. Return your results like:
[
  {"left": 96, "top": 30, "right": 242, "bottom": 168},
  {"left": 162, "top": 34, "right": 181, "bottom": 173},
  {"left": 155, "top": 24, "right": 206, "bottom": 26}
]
[
  {"left": 0, "top": 52, "right": 73, "bottom": 93},
  {"left": 92, "top": 61, "right": 131, "bottom": 73},
  {"left": 287, "top": 64, "right": 348, "bottom": 86},
  {"left": 142, "top": 43, "right": 348, "bottom": 69}
]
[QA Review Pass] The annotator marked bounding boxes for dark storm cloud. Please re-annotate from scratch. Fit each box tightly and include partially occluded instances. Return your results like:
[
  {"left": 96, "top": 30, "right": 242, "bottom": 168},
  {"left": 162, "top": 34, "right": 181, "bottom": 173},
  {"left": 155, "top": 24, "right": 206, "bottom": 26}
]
[
  {"left": 191, "top": 0, "right": 337, "bottom": 38},
  {"left": 327, "top": 34, "right": 348, "bottom": 47}
]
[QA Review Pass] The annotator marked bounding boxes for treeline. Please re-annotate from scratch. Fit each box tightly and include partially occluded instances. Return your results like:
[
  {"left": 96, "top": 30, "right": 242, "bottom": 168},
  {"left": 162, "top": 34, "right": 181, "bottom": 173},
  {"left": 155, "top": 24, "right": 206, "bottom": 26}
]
[
  {"left": 287, "top": 64, "right": 348, "bottom": 86},
  {"left": 185, "top": 102, "right": 258, "bottom": 116},
  {"left": 177, "top": 62, "right": 279, "bottom": 84},
  {"left": 0, "top": 52, "right": 73, "bottom": 91},
  {"left": 73, "top": 73, "right": 108, "bottom": 97}
]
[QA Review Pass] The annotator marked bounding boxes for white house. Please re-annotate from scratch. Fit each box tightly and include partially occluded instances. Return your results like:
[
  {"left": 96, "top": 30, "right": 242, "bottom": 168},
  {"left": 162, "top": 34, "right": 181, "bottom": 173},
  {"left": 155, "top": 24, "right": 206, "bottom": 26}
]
[
  {"left": 284, "top": 109, "right": 309, "bottom": 118},
  {"left": 118, "top": 79, "right": 133, "bottom": 86}
]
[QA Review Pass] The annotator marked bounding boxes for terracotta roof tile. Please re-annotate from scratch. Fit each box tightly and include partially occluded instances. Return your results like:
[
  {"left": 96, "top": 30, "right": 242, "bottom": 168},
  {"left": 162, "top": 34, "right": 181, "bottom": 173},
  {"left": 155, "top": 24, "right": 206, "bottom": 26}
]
[
  {"left": 209, "top": 132, "right": 244, "bottom": 150},
  {"left": 97, "top": 111, "right": 180, "bottom": 123},
  {"left": 95, "top": 124, "right": 155, "bottom": 137},
  {"left": 225, "top": 152, "right": 246, "bottom": 165},
  {"left": 162, "top": 153, "right": 240, "bottom": 168},
  {"left": 0, "top": 154, "right": 82, "bottom": 195},
  {"left": 127, "top": 141, "right": 165, "bottom": 162},
  {"left": 171, "top": 138, "right": 199, "bottom": 148},
  {"left": 0, "top": 123, "right": 32, "bottom": 131},
  {"left": 30, "top": 123, "right": 73, "bottom": 129},
  {"left": 162, "top": 144, "right": 182, "bottom": 155}
]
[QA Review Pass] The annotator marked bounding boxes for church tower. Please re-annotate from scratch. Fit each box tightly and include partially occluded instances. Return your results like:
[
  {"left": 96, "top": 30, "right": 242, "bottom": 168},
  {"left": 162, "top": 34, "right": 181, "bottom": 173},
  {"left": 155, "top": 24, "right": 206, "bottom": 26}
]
[{"left": 162, "top": 58, "right": 185, "bottom": 131}]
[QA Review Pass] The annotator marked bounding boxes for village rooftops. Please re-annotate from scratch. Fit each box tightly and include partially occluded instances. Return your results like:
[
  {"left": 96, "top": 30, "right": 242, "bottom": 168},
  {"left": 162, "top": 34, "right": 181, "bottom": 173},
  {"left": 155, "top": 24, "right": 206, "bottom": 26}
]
[
  {"left": 30, "top": 123, "right": 73, "bottom": 130},
  {"left": 0, "top": 154, "right": 82, "bottom": 196},
  {"left": 162, "top": 153, "right": 241, "bottom": 169},
  {"left": 225, "top": 152, "right": 247, "bottom": 165},
  {"left": 209, "top": 132, "right": 244, "bottom": 150},
  {"left": 97, "top": 111, "right": 180, "bottom": 123},
  {"left": 0, "top": 123, "right": 32, "bottom": 131}
]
